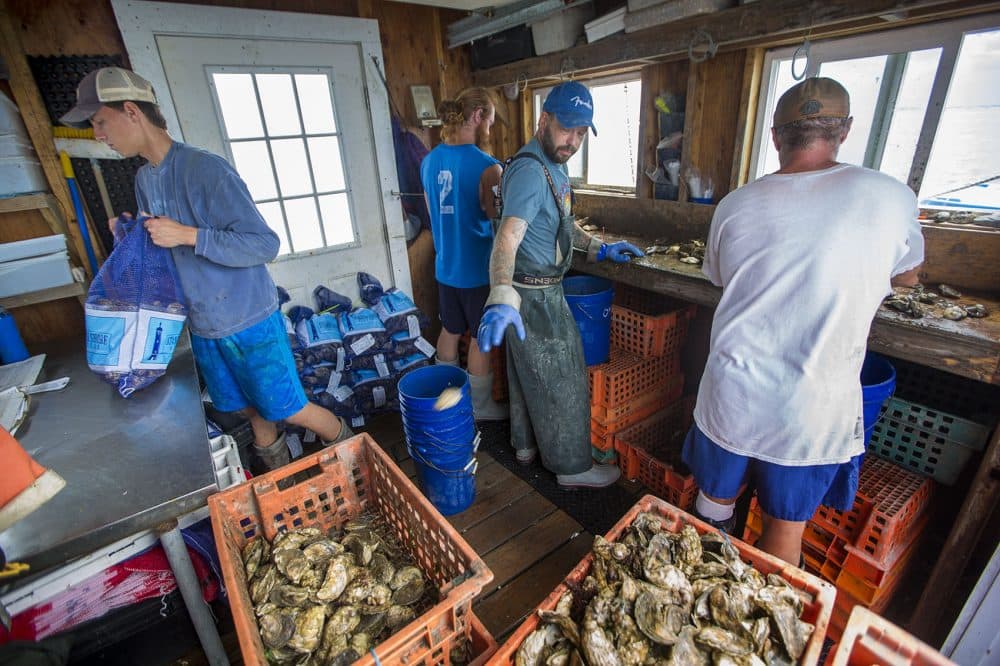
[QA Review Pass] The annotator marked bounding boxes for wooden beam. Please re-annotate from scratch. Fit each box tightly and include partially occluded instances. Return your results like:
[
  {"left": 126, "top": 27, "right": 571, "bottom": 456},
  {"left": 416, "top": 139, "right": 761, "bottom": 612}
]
[
  {"left": 731, "top": 47, "right": 764, "bottom": 191},
  {"left": 472, "top": 0, "right": 999, "bottom": 87},
  {"left": 0, "top": 2, "right": 99, "bottom": 277},
  {"left": 907, "top": 424, "right": 1000, "bottom": 644}
]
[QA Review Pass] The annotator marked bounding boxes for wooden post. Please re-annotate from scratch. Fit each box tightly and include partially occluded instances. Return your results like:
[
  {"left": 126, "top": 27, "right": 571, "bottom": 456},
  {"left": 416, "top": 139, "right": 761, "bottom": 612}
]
[
  {"left": 0, "top": 2, "right": 105, "bottom": 276},
  {"left": 908, "top": 424, "right": 1000, "bottom": 644}
]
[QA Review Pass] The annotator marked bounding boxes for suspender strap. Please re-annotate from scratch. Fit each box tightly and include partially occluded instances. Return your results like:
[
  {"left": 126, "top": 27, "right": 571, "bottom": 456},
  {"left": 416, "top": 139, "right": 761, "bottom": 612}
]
[{"left": 499, "top": 152, "right": 565, "bottom": 216}]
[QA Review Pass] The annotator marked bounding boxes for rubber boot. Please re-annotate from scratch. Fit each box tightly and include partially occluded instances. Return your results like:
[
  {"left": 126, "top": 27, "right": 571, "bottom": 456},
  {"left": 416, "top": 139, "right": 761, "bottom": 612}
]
[
  {"left": 469, "top": 372, "right": 508, "bottom": 422},
  {"left": 254, "top": 431, "right": 290, "bottom": 472},
  {"left": 322, "top": 416, "right": 355, "bottom": 447},
  {"left": 557, "top": 463, "right": 620, "bottom": 489},
  {"left": 435, "top": 355, "right": 459, "bottom": 366}
]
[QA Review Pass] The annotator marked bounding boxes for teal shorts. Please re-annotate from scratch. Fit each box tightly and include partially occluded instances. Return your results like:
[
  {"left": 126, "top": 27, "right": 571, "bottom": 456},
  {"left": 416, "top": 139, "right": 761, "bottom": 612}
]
[
  {"left": 682, "top": 424, "right": 862, "bottom": 522},
  {"left": 192, "top": 309, "right": 307, "bottom": 422}
]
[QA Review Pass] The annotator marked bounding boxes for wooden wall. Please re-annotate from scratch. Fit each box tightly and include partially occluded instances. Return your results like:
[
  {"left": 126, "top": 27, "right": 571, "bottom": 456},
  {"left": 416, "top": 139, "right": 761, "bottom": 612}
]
[{"left": 5, "top": 0, "right": 477, "bottom": 347}]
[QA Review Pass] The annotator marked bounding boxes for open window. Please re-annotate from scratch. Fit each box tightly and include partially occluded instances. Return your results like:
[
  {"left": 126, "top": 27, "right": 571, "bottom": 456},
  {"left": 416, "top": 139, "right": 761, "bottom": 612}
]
[
  {"left": 749, "top": 14, "right": 1000, "bottom": 214},
  {"left": 533, "top": 74, "right": 643, "bottom": 192}
]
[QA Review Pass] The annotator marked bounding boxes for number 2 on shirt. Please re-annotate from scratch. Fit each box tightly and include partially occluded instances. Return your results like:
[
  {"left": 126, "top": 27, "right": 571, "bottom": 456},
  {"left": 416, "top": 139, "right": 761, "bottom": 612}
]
[{"left": 437, "top": 170, "right": 454, "bottom": 214}]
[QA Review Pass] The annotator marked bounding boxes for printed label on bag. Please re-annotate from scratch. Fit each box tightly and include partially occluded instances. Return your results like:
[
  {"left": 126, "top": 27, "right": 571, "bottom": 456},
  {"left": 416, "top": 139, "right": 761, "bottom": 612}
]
[
  {"left": 336, "top": 347, "right": 346, "bottom": 372},
  {"left": 286, "top": 433, "right": 303, "bottom": 459},
  {"left": 373, "top": 386, "right": 386, "bottom": 408},
  {"left": 351, "top": 415, "right": 365, "bottom": 428},
  {"left": 303, "top": 429, "right": 317, "bottom": 443},
  {"left": 333, "top": 385, "right": 353, "bottom": 402},
  {"left": 350, "top": 334, "right": 376, "bottom": 355},
  {"left": 85, "top": 308, "right": 135, "bottom": 371},
  {"left": 414, "top": 336, "right": 435, "bottom": 357},
  {"left": 375, "top": 354, "right": 390, "bottom": 378},
  {"left": 407, "top": 314, "right": 421, "bottom": 338},
  {"left": 133, "top": 309, "right": 186, "bottom": 369}
]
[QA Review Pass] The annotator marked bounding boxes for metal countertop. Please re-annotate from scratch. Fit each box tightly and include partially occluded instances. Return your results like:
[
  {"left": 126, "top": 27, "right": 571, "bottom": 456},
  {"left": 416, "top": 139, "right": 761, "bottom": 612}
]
[{"left": 0, "top": 333, "right": 214, "bottom": 577}]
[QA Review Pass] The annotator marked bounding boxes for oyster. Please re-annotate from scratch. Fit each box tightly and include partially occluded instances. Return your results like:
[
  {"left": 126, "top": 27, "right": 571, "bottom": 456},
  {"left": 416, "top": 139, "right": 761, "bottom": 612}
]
[
  {"left": 390, "top": 565, "right": 425, "bottom": 605},
  {"left": 693, "top": 626, "right": 753, "bottom": 656},
  {"left": 302, "top": 539, "right": 343, "bottom": 566},
  {"left": 966, "top": 304, "right": 988, "bottom": 318},
  {"left": 242, "top": 537, "right": 269, "bottom": 581},
  {"left": 939, "top": 284, "right": 962, "bottom": 298},
  {"left": 668, "top": 626, "right": 708, "bottom": 666},
  {"left": 675, "top": 525, "right": 703, "bottom": 570},
  {"left": 942, "top": 305, "right": 967, "bottom": 321},
  {"left": 516, "top": 622, "right": 563, "bottom": 666},
  {"left": 386, "top": 604, "right": 416, "bottom": 630},
  {"left": 325, "top": 604, "right": 361, "bottom": 638},
  {"left": 272, "top": 527, "right": 321, "bottom": 553},
  {"left": 634, "top": 592, "right": 686, "bottom": 645},
  {"left": 259, "top": 610, "right": 296, "bottom": 649},
  {"left": 679, "top": 256, "right": 701, "bottom": 265},
  {"left": 286, "top": 604, "right": 326, "bottom": 654},
  {"left": 342, "top": 531, "right": 379, "bottom": 566},
  {"left": 356, "top": 611, "right": 386, "bottom": 637},
  {"left": 370, "top": 552, "right": 396, "bottom": 585},
  {"left": 250, "top": 564, "right": 280, "bottom": 606},
  {"left": 269, "top": 584, "right": 312, "bottom": 608},
  {"left": 274, "top": 549, "right": 311, "bottom": 584},
  {"left": 316, "top": 554, "right": 353, "bottom": 602},
  {"left": 581, "top": 616, "right": 623, "bottom": 666}
]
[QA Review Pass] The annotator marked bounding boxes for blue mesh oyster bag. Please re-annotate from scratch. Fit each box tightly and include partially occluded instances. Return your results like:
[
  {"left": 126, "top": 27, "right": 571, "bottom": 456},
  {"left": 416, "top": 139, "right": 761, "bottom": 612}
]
[
  {"left": 85, "top": 215, "right": 188, "bottom": 398},
  {"left": 339, "top": 308, "right": 389, "bottom": 358},
  {"left": 295, "top": 312, "right": 346, "bottom": 368},
  {"left": 372, "top": 288, "right": 429, "bottom": 337}
]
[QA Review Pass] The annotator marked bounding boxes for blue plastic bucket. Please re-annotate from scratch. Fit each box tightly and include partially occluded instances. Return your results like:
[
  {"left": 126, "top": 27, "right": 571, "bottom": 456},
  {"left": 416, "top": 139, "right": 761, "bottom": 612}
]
[
  {"left": 860, "top": 352, "right": 896, "bottom": 445},
  {"left": 398, "top": 365, "right": 477, "bottom": 515},
  {"left": 564, "top": 276, "right": 614, "bottom": 366}
]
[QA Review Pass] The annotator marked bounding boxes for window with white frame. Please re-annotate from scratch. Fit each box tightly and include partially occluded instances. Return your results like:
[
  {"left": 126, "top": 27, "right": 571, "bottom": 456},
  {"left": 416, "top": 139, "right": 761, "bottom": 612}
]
[
  {"left": 209, "top": 70, "right": 355, "bottom": 257},
  {"left": 750, "top": 15, "right": 1000, "bottom": 213},
  {"left": 533, "top": 75, "right": 643, "bottom": 190}
]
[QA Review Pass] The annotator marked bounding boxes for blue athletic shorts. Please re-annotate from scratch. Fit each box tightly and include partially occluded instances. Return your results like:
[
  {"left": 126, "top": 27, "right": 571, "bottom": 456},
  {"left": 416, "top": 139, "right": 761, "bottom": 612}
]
[
  {"left": 681, "top": 424, "right": 862, "bottom": 522},
  {"left": 191, "top": 309, "right": 307, "bottom": 422},
  {"left": 439, "top": 283, "right": 490, "bottom": 336}
]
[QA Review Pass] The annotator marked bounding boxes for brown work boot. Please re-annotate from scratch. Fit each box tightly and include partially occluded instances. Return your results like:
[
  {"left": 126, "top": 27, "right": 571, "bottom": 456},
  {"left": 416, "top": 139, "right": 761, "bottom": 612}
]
[
  {"left": 253, "top": 431, "right": 290, "bottom": 472},
  {"left": 321, "top": 416, "right": 355, "bottom": 447}
]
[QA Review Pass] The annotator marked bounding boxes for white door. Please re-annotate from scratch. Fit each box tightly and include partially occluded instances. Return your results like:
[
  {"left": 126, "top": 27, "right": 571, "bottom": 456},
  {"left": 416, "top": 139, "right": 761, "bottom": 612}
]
[{"left": 113, "top": 1, "right": 410, "bottom": 306}]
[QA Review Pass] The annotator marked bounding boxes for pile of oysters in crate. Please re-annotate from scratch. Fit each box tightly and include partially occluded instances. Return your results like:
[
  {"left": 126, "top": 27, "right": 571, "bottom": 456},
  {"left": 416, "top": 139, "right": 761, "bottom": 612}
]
[{"left": 242, "top": 512, "right": 435, "bottom": 664}]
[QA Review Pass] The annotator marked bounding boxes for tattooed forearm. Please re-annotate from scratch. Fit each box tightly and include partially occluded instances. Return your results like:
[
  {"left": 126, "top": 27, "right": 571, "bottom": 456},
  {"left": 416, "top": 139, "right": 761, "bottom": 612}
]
[{"left": 490, "top": 216, "right": 528, "bottom": 287}]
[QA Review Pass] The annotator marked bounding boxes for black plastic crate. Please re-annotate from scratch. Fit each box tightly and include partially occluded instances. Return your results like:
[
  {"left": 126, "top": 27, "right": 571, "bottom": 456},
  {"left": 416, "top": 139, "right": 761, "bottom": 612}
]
[
  {"left": 470, "top": 25, "right": 535, "bottom": 70},
  {"left": 888, "top": 355, "right": 1000, "bottom": 423}
]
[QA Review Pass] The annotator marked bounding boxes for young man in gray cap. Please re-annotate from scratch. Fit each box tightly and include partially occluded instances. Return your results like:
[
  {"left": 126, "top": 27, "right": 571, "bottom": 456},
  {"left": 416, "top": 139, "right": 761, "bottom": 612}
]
[
  {"left": 681, "top": 77, "right": 924, "bottom": 564},
  {"left": 478, "top": 80, "right": 643, "bottom": 489},
  {"left": 61, "top": 66, "right": 353, "bottom": 470}
]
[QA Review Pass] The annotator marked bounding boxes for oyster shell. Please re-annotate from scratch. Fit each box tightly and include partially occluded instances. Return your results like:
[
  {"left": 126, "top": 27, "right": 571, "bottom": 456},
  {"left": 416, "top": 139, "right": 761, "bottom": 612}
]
[
  {"left": 258, "top": 610, "right": 296, "bottom": 649},
  {"left": 242, "top": 537, "right": 269, "bottom": 581},
  {"left": 286, "top": 604, "right": 326, "bottom": 654},
  {"left": 634, "top": 592, "right": 686, "bottom": 645}
]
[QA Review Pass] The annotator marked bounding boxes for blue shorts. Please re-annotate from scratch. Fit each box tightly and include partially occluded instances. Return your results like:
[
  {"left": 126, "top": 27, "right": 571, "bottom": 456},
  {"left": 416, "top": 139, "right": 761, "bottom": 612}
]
[
  {"left": 681, "top": 424, "right": 862, "bottom": 522},
  {"left": 439, "top": 283, "right": 490, "bottom": 336},
  {"left": 191, "top": 309, "right": 307, "bottom": 422}
]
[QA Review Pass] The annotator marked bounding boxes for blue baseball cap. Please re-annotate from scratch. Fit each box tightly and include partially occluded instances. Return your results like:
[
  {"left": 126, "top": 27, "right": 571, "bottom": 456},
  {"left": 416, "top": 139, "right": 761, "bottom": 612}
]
[{"left": 542, "top": 81, "right": 597, "bottom": 136}]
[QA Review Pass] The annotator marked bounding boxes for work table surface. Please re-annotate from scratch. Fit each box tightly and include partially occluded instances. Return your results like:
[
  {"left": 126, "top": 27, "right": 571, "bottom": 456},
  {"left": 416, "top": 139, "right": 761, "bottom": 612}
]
[
  {"left": 0, "top": 335, "right": 214, "bottom": 582},
  {"left": 573, "top": 231, "right": 1000, "bottom": 386}
]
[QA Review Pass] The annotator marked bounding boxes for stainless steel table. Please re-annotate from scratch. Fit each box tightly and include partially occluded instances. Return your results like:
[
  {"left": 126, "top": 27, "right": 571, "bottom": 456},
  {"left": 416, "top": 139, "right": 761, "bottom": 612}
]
[{"left": 0, "top": 334, "right": 229, "bottom": 664}]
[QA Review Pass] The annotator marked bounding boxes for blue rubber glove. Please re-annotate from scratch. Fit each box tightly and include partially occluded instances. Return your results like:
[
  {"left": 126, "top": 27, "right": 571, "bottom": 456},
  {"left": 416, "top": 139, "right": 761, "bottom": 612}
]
[
  {"left": 597, "top": 241, "right": 645, "bottom": 263},
  {"left": 477, "top": 305, "right": 526, "bottom": 352}
]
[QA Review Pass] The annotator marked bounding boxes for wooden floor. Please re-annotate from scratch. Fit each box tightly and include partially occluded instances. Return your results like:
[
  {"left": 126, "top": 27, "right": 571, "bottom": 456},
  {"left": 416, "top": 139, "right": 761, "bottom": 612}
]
[{"left": 362, "top": 413, "right": 597, "bottom": 643}]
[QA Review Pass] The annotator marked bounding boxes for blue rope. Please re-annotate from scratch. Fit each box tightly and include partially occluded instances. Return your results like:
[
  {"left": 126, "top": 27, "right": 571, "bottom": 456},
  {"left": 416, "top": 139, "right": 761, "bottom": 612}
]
[{"left": 370, "top": 648, "right": 382, "bottom": 666}]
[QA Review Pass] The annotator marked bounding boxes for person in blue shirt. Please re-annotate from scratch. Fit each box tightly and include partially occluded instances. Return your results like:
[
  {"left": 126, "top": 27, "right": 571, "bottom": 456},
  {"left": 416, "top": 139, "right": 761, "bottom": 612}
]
[
  {"left": 61, "top": 67, "right": 353, "bottom": 471},
  {"left": 420, "top": 88, "right": 507, "bottom": 421},
  {"left": 478, "top": 81, "right": 643, "bottom": 489}
]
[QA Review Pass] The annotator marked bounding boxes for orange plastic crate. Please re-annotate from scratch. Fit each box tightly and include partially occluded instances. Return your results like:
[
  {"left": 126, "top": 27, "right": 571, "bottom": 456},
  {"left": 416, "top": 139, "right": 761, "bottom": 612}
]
[
  {"left": 610, "top": 300, "right": 697, "bottom": 358},
  {"left": 615, "top": 399, "right": 698, "bottom": 509},
  {"left": 588, "top": 347, "right": 682, "bottom": 409},
  {"left": 493, "top": 495, "right": 836, "bottom": 665},
  {"left": 591, "top": 372, "right": 683, "bottom": 423},
  {"left": 208, "top": 434, "right": 494, "bottom": 666},
  {"left": 590, "top": 381, "right": 682, "bottom": 451},
  {"left": 842, "top": 511, "right": 930, "bottom": 587},
  {"left": 851, "top": 458, "right": 934, "bottom": 567},
  {"left": 828, "top": 606, "right": 956, "bottom": 666}
]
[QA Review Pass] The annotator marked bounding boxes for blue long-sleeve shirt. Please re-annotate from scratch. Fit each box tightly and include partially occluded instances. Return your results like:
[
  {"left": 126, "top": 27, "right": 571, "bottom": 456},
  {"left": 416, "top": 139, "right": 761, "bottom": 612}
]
[{"left": 135, "top": 141, "right": 280, "bottom": 338}]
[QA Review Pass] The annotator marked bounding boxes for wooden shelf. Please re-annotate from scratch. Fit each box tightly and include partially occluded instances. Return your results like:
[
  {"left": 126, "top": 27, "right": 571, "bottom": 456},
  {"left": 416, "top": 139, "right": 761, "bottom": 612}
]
[{"left": 0, "top": 281, "right": 86, "bottom": 309}]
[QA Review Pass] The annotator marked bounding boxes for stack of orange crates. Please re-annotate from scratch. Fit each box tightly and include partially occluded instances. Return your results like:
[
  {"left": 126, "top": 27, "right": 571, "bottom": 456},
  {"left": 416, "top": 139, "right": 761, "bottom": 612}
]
[
  {"left": 587, "top": 284, "right": 694, "bottom": 463},
  {"left": 743, "top": 456, "right": 935, "bottom": 642}
]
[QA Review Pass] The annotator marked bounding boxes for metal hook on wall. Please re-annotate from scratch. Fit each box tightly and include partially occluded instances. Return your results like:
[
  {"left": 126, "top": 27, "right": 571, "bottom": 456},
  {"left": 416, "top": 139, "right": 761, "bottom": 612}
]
[
  {"left": 791, "top": 38, "right": 812, "bottom": 80},
  {"left": 687, "top": 29, "right": 718, "bottom": 63}
]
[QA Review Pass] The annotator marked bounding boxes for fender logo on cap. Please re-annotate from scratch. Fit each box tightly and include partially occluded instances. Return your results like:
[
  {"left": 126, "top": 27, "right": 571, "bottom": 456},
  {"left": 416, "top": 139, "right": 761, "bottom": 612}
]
[{"left": 570, "top": 95, "right": 593, "bottom": 110}]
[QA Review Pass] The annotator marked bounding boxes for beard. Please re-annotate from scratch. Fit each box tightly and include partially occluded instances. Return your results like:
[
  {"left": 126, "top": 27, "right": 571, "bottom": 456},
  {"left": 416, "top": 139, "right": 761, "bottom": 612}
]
[
  {"left": 475, "top": 122, "right": 492, "bottom": 154},
  {"left": 538, "top": 126, "right": 577, "bottom": 164}
]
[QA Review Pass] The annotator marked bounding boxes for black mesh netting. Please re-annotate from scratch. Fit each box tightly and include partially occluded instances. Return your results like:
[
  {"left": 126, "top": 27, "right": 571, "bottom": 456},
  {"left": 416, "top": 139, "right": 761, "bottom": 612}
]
[{"left": 476, "top": 421, "right": 639, "bottom": 536}]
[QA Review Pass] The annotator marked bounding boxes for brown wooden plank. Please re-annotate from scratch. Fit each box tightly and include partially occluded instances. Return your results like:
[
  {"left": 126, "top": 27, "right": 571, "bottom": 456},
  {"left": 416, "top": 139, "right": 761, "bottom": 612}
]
[
  {"left": 635, "top": 61, "right": 689, "bottom": 199},
  {"left": 448, "top": 458, "right": 527, "bottom": 532},
  {"left": 472, "top": 0, "right": 998, "bottom": 86},
  {"left": 731, "top": 47, "right": 764, "bottom": 192},
  {"left": 919, "top": 225, "right": 1000, "bottom": 294},
  {"left": 908, "top": 423, "right": 1000, "bottom": 644},
  {"left": 574, "top": 191, "right": 714, "bottom": 240},
  {"left": 481, "top": 510, "right": 584, "bottom": 594},
  {"left": 474, "top": 531, "right": 593, "bottom": 641},
  {"left": 461, "top": 490, "right": 559, "bottom": 556}
]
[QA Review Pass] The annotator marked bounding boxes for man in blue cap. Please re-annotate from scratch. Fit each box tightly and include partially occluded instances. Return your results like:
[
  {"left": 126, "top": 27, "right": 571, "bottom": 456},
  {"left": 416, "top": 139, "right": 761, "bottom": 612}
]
[{"left": 478, "top": 81, "right": 643, "bottom": 488}]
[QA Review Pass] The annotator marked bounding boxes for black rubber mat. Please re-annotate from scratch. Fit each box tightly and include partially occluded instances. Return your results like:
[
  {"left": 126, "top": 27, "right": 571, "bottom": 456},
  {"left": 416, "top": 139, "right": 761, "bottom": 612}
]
[{"left": 477, "top": 421, "right": 640, "bottom": 537}]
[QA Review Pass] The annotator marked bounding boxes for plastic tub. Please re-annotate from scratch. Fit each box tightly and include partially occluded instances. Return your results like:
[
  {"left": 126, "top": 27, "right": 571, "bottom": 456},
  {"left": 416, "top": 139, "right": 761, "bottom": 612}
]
[
  {"left": 398, "top": 364, "right": 477, "bottom": 515},
  {"left": 563, "top": 275, "right": 613, "bottom": 366},
  {"left": 860, "top": 352, "right": 896, "bottom": 445}
]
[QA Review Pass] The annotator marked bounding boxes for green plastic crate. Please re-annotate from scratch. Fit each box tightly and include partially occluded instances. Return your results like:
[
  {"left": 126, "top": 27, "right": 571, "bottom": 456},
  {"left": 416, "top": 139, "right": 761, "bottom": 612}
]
[{"left": 868, "top": 397, "right": 990, "bottom": 485}]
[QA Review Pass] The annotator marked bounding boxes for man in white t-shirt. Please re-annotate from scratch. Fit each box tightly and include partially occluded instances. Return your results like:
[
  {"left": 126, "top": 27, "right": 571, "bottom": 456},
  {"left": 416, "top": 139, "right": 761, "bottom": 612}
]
[{"left": 682, "top": 77, "right": 924, "bottom": 565}]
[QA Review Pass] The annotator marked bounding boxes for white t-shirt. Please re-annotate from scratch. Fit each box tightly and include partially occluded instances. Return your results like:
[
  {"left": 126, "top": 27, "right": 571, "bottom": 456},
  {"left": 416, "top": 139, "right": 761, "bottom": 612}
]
[{"left": 694, "top": 164, "right": 924, "bottom": 466}]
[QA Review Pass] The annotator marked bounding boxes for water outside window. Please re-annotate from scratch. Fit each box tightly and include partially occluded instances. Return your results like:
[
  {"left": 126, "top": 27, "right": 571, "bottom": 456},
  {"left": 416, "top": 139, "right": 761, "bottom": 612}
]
[{"left": 210, "top": 71, "right": 354, "bottom": 256}]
